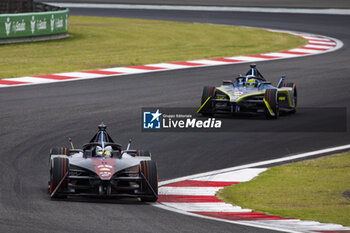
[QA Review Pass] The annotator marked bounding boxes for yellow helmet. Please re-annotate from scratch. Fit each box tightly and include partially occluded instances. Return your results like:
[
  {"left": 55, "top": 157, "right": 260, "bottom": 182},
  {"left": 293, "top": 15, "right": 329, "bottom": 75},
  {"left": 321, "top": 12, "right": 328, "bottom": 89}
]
[
  {"left": 246, "top": 76, "right": 257, "bottom": 88},
  {"left": 96, "top": 145, "right": 112, "bottom": 157},
  {"left": 104, "top": 146, "right": 112, "bottom": 156}
]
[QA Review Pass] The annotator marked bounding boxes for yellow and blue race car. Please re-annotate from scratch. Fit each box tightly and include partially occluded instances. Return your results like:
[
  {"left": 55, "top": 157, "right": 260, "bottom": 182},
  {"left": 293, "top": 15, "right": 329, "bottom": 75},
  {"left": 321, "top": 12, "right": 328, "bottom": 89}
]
[{"left": 197, "top": 64, "right": 297, "bottom": 119}]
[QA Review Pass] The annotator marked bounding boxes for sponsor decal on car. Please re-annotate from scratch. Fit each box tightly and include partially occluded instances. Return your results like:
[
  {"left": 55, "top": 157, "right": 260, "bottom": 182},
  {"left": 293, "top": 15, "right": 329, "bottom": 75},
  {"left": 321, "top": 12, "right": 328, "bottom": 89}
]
[{"left": 92, "top": 158, "right": 115, "bottom": 179}]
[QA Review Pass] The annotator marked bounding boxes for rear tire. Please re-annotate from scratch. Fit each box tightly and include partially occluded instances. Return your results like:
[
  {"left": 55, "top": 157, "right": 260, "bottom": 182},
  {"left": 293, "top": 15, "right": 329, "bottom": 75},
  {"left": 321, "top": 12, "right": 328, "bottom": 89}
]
[
  {"left": 50, "top": 147, "right": 69, "bottom": 156},
  {"left": 50, "top": 157, "right": 69, "bottom": 199},
  {"left": 200, "top": 86, "right": 216, "bottom": 116},
  {"left": 264, "top": 89, "right": 279, "bottom": 119},
  {"left": 139, "top": 160, "right": 158, "bottom": 202}
]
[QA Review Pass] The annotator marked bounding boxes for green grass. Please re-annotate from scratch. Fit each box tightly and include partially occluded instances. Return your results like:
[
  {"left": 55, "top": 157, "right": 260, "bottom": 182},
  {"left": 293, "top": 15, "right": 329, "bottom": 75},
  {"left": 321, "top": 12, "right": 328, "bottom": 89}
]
[
  {"left": 0, "top": 16, "right": 307, "bottom": 78},
  {"left": 217, "top": 153, "right": 350, "bottom": 226}
]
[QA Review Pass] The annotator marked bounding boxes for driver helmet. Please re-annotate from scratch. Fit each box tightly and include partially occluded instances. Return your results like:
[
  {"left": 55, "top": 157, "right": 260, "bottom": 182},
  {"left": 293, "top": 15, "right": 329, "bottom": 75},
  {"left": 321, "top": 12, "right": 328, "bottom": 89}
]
[
  {"left": 96, "top": 145, "right": 112, "bottom": 157},
  {"left": 96, "top": 146, "right": 103, "bottom": 156},
  {"left": 104, "top": 146, "right": 112, "bottom": 157},
  {"left": 246, "top": 76, "right": 258, "bottom": 88}
]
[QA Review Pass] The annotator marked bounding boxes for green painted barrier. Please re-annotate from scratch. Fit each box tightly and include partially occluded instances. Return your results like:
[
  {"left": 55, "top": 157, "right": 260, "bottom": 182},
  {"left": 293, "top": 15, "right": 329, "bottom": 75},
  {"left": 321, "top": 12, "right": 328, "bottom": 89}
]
[{"left": 0, "top": 9, "right": 68, "bottom": 39}]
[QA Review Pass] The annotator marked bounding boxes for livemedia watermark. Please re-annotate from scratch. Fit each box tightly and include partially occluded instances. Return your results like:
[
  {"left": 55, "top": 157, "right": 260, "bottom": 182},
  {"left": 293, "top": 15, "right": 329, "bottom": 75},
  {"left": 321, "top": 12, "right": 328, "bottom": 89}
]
[{"left": 141, "top": 107, "right": 347, "bottom": 132}]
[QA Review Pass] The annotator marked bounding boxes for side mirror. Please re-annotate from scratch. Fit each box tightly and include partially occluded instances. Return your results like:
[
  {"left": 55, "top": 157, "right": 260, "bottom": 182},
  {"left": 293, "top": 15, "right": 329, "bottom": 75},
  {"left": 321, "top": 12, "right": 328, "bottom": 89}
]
[
  {"left": 222, "top": 80, "right": 233, "bottom": 86},
  {"left": 112, "top": 151, "right": 121, "bottom": 158},
  {"left": 277, "top": 75, "right": 285, "bottom": 88},
  {"left": 84, "top": 150, "right": 92, "bottom": 158}
]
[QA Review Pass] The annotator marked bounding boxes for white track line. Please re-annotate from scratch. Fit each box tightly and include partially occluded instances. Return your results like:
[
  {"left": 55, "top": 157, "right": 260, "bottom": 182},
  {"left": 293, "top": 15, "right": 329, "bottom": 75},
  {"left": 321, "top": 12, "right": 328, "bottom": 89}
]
[
  {"left": 8, "top": 77, "right": 58, "bottom": 83},
  {"left": 46, "top": 3, "right": 350, "bottom": 15},
  {"left": 52, "top": 72, "right": 103, "bottom": 78},
  {"left": 193, "top": 168, "right": 267, "bottom": 182},
  {"left": 145, "top": 63, "right": 189, "bottom": 69},
  {"left": 102, "top": 67, "right": 150, "bottom": 73},
  {"left": 308, "top": 41, "right": 336, "bottom": 45},
  {"left": 160, "top": 202, "right": 252, "bottom": 212},
  {"left": 159, "top": 187, "right": 221, "bottom": 196},
  {"left": 262, "top": 52, "right": 300, "bottom": 58}
]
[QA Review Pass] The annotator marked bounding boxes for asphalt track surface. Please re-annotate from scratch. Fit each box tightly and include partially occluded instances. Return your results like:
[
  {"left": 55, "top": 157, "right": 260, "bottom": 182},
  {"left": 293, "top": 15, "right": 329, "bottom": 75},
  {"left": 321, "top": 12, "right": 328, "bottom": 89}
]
[{"left": 1, "top": 5, "right": 350, "bottom": 233}]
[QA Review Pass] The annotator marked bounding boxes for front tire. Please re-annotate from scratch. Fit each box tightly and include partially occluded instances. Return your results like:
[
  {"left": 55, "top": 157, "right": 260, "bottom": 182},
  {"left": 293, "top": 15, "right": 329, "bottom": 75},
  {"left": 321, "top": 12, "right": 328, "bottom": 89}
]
[
  {"left": 139, "top": 160, "right": 158, "bottom": 202},
  {"left": 264, "top": 88, "right": 279, "bottom": 119},
  {"left": 200, "top": 86, "right": 216, "bottom": 116},
  {"left": 286, "top": 83, "right": 297, "bottom": 113},
  {"left": 50, "top": 157, "right": 69, "bottom": 199},
  {"left": 50, "top": 147, "right": 69, "bottom": 156}
]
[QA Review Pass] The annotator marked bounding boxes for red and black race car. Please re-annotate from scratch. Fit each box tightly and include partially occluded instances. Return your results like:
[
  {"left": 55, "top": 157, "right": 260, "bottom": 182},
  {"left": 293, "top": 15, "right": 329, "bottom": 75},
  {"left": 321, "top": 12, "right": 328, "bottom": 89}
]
[{"left": 49, "top": 123, "right": 158, "bottom": 202}]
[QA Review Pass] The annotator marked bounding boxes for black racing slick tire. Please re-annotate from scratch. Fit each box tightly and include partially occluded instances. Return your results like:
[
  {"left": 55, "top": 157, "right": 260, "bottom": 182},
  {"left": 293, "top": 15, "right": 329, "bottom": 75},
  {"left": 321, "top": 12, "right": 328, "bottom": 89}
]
[
  {"left": 50, "top": 147, "right": 69, "bottom": 156},
  {"left": 264, "top": 88, "right": 279, "bottom": 119},
  {"left": 50, "top": 157, "right": 69, "bottom": 199},
  {"left": 139, "top": 160, "right": 158, "bottom": 202},
  {"left": 200, "top": 86, "right": 216, "bottom": 116},
  {"left": 286, "top": 83, "right": 297, "bottom": 112}
]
